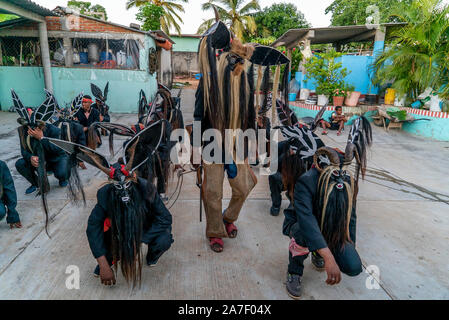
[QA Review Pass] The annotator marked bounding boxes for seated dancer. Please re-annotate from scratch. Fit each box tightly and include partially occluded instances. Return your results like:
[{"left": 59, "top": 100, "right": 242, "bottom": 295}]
[
  {"left": 48, "top": 120, "right": 173, "bottom": 287},
  {"left": 283, "top": 117, "right": 372, "bottom": 299},
  {"left": 0, "top": 160, "right": 21, "bottom": 229},
  {"left": 195, "top": 18, "right": 289, "bottom": 252},
  {"left": 12, "top": 90, "right": 69, "bottom": 195},
  {"left": 91, "top": 82, "right": 111, "bottom": 136},
  {"left": 320, "top": 106, "right": 347, "bottom": 136},
  {"left": 73, "top": 95, "right": 101, "bottom": 149}
]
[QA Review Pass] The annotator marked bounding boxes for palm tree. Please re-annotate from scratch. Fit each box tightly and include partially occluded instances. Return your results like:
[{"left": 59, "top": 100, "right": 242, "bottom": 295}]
[
  {"left": 197, "top": 0, "right": 260, "bottom": 40},
  {"left": 126, "top": 0, "right": 188, "bottom": 34},
  {"left": 372, "top": 0, "right": 449, "bottom": 101}
]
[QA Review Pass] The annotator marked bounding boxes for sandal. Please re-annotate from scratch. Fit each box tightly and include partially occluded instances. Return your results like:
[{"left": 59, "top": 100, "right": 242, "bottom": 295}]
[
  {"left": 337, "top": 131, "right": 342, "bottom": 136},
  {"left": 209, "top": 237, "right": 223, "bottom": 253},
  {"left": 9, "top": 222, "right": 22, "bottom": 229},
  {"left": 322, "top": 131, "right": 328, "bottom": 135},
  {"left": 224, "top": 222, "right": 238, "bottom": 238}
]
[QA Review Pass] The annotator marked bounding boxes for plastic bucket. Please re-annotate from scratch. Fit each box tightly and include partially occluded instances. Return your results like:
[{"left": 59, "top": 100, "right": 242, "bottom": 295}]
[
  {"left": 411, "top": 100, "right": 422, "bottom": 109},
  {"left": 317, "top": 95, "right": 329, "bottom": 106},
  {"left": 100, "top": 51, "right": 113, "bottom": 61},
  {"left": 288, "top": 93, "right": 297, "bottom": 102},
  {"left": 299, "top": 88, "right": 310, "bottom": 100},
  {"left": 385, "top": 88, "right": 396, "bottom": 105},
  {"left": 345, "top": 91, "right": 361, "bottom": 107}
]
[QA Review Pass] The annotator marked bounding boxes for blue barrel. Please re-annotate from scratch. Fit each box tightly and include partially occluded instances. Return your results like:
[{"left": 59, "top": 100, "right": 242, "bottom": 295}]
[
  {"left": 100, "top": 51, "right": 112, "bottom": 61},
  {"left": 79, "top": 52, "right": 88, "bottom": 64},
  {"left": 288, "top": 93, "right": 297, "bottom": 102}
]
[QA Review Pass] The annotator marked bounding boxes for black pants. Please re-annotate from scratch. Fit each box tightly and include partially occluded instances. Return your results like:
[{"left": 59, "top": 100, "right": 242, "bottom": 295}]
[
  {"left": 15, "top": 157, "right": 68, "bottom": 187},
  {"left": 287, "top": 222, "right": 362, "bottom": 277},
  {"left": 269, "top": 172, "right": 292, "bottom": 208},
  {"left": 103, "top": 228, "right": 173, "bottom": 265}
]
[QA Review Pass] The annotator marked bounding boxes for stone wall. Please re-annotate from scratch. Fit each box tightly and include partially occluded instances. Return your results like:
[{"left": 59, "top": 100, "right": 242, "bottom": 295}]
[{"left": 173, "top": 52, "right": 198, "bottom": 76}]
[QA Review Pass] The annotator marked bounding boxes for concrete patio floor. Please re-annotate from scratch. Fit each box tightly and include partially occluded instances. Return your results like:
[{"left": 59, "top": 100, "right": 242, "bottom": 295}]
[{"left": 0, "top": 89, "right": 448, "bottom": 300}]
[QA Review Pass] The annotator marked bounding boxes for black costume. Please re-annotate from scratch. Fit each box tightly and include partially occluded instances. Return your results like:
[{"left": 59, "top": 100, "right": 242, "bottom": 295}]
[
  {"left": 283, "top": 168, "right": 362, "bottom": 276},
  {"left": 0, "top": 160, "right": 20, "bottom": 224},
  {"left": 11, "top": 89, "right": 63, "bottom": 234},
  {"left": 281, "top": 116, "right": 372, "bottom": 295},
  {"left": 91, "top": 102, "right": 110, "bottom": 123},
  {"left": 268, "top": 140, "right": 291, "bottom": 213},
  {"left": 87, "top": 177, "right": 173, "bottom": 265},
  {"left": 48, "top": 119, "right": 172, "bottom": 287},
  {"left": 15, "top": 123, "right": 68, "bottom": 187},
  {"left": 270, "top": 105, "right": 326, "bottom": 216},
  {"left": 91, "top": 82, "right": 111, "bottom": 123},
  {"left": 74, "top": 106, "right": 101, "bottom": 130}
]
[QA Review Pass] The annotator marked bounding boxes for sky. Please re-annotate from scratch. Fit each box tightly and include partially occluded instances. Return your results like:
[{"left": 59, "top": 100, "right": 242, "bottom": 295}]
[{"left": 33, "top": 0, "right": 334, "bottom": 34}]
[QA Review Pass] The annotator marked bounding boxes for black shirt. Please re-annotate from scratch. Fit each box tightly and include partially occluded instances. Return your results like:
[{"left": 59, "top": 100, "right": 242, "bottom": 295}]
[
  {"left": 74, "top": 107, "right": 100, "bottom": 129},
  {"left": 86, "top": 178, "right": 173, "bottom": 258}
]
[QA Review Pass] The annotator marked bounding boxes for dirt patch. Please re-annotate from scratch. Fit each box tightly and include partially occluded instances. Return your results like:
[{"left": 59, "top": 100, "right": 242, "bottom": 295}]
[{"left": 173, "top": 77, "right": 199, "bottom": 89}]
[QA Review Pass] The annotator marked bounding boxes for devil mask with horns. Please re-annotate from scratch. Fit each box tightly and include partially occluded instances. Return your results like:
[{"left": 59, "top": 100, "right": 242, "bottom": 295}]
[
  {"left": 197, "top": 19, "right": 290, "bottom": 137},
  {"left": 311, "top": 116, "right": 372, "bottom": 251},
  {"left": 48, "top": 120, "right": 165, "bottom": 286},
  {"left": 11, "top": 89, "right": 58, "bottom": 236}
]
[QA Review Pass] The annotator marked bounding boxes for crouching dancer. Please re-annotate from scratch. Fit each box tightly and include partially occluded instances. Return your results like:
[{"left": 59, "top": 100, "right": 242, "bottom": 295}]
[
  {"left": 283, "top": 117, "right": 372, "bottom": 299},
  {"left": 0, "top": 160, "right": 21, "bottom": 228},
  {"left": 48, "top": 120, "right": 173, "bottom": 287}
]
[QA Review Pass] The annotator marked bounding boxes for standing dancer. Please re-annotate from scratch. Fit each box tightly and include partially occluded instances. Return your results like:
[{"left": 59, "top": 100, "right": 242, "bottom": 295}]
[{"left": 194, "top": 19, "right": 290, "bottom": 252}]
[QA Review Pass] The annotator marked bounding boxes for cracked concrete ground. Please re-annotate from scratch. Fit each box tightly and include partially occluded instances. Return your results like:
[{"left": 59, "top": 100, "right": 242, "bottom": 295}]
[{"left": 0, "top": 89, "right": 448, "bottom": 300}]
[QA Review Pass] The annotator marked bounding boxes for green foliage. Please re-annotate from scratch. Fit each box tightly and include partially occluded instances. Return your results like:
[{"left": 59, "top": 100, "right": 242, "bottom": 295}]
[
  {"left": 253, "top": 3, "right": 310, "bottom": 38},
  {"left": 67, "top": 1, "right": 108, "bottom": 20},
  {"left": 0, "top": 14, "right": 19, "bottom": 22},
  {"left": 126, "top": 0, "right": 188, "bottom": 35},
  {"left": 136, "top": 3, "right": 164, "bottom": 31},
  {"left": 386, "top": 107, "right": 407, "bottom": 120},
  {"left": 372, "top": 0, "right": 449, "bottom": 101},
  {"left": 303, "top": 49, "right": 353, "bottom": 98},
  {"left": 325, "top": 0, "right": 412, "bottom": 26},
  {"left": 198, "top": 0, "right": 260, "bottom": 41},
  {"left": 248, "top": 36, "right": 277, "bottom": 46}
]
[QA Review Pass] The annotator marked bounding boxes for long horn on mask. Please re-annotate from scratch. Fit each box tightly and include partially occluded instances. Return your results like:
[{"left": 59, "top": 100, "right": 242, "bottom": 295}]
[
  {"left": 47, "top": 138, "right": 112, "bottom": 176},
  {"left": 344, "top": 116, "right": 372, "bottom": 181},
  {"left": 313, "top": 147, "right": 342, "bottom": 173}
]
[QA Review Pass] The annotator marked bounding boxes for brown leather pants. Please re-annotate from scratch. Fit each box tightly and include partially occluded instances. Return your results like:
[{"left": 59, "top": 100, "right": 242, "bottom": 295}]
[{"left": 202, "top": 163, "right": 257, "bottom": 238}]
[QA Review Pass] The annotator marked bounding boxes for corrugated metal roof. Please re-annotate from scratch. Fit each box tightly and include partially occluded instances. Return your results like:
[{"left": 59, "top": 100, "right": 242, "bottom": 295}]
[
  {"left": 271, "top": 23, "right": 407, "bottom": 48},
  {"left": 0, "top": 17, "right": 28, "bottom": 29},
  {"left": 5, "top": 0, "right": 58, "bottom": 17}
]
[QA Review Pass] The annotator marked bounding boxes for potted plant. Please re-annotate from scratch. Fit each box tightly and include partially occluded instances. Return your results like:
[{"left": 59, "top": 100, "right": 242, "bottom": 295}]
[{"left": 304, "top": 49, "right": 353, "bottom": 106}]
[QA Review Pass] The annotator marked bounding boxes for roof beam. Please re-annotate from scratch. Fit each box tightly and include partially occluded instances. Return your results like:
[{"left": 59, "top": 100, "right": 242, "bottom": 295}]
[
  {"left": 0, "top": 29, "right": 144, "bottom": 42},
  {"left": 331, "top": 29, "right": 377, "bottom": 45},
  {"left": 0, "top": 0, "right": 45, "bottom": 22}
]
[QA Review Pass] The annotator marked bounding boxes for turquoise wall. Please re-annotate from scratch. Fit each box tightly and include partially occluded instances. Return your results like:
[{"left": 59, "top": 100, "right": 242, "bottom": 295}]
[
  {"left": 0, "top": 35, "right": 157, "bottom": 113},
  {"left": 296, "top": 55, "right": 378, "bottom": 95},
  {"left": 402, "top": 116, "right": 449, "bottom": 141},
  {"left": 0, "top": 67, "right": 46, "bottom": 110},
  {"left": 171, "top": 36, "right": 200, "bottom": 52},
  {"left": 295, "top": 41, "right": 385, "bottom": 95},
  {"left": 290, "top": 105, "right": 369, "bottom": 126},
  {"left": 290, "top": 104, "right": 449, "bottom": 142}
]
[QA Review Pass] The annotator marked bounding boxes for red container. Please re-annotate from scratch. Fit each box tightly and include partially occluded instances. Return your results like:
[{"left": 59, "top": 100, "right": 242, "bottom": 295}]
[{"left": 333, "top": 96, "right": 345, "bottom": 106}]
